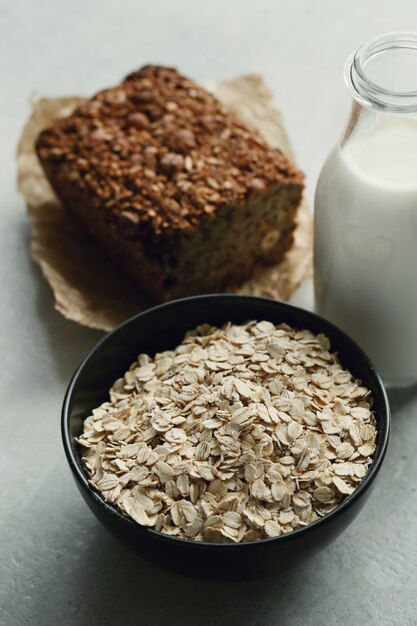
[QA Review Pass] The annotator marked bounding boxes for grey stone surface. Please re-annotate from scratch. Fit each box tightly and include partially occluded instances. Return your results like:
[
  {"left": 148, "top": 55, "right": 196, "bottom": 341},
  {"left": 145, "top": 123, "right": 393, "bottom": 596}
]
[{"left": 1, "top": 0, "right": 417, "bottom": 624}]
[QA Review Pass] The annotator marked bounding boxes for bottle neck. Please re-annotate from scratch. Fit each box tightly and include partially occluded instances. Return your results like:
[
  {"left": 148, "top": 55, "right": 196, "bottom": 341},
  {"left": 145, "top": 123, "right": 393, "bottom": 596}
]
[{"left": 345, "top": 32, "right": 417, "bottom": 114}]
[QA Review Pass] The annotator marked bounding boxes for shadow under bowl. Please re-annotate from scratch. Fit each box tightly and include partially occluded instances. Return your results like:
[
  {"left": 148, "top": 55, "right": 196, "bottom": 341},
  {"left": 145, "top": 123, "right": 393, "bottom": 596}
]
[{"left": 62, "top": 294, "right": 390, "bottom": 581}]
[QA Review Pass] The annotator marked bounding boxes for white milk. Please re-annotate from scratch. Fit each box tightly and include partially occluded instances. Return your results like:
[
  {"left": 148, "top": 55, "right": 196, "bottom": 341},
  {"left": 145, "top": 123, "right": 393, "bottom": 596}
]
[{"left": 314, "top": 116, "right": 417, "bottom": 385}]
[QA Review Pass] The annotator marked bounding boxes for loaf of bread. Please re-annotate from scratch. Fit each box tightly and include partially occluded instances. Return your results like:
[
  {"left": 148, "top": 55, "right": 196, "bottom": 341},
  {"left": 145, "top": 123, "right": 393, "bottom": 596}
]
[{"left": 36, "top": 65, "right": 304, "bottom": 301}]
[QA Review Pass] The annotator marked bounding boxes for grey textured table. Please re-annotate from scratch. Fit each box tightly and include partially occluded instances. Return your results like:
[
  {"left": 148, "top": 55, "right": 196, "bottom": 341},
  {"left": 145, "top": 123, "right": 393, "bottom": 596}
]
[{"left": 2, "top": 1, "right": 417, "bottom": 624}]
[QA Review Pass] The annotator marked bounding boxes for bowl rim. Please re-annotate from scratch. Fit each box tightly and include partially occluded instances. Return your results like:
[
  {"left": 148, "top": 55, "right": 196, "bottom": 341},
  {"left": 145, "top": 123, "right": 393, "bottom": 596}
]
[{"left": 62, "top": 293, "right": 390, "bottom": 550}]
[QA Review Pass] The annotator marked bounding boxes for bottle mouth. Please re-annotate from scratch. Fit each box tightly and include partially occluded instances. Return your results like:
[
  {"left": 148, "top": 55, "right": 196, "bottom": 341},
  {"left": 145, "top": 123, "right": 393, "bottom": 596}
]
[{"left": 345, "top": 32, "right": 417, "bottom": 113}]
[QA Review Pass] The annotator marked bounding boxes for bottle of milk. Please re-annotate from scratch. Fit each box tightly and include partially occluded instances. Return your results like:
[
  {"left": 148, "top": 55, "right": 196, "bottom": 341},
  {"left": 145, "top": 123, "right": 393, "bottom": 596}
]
[{"left": 314, "top": 32, "right": 417, "bottom": 387}]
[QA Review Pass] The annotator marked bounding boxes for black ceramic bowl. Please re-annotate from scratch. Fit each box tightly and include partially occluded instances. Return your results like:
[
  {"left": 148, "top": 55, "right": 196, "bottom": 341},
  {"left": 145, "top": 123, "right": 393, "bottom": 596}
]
[{"left": 62, "top": 295, "right": 390, "bottom": 581}]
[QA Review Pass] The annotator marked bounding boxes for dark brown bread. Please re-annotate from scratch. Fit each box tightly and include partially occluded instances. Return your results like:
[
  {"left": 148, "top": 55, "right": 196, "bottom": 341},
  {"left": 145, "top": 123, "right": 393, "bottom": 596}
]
[{"left": 36, "top": 65, "right": 304, "bottom": 300}]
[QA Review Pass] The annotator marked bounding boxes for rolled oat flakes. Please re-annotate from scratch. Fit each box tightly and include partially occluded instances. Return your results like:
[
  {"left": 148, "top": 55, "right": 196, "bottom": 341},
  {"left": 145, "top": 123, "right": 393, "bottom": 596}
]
[{"left": 78, "top": 321, "right": 377, "bottom": 542}]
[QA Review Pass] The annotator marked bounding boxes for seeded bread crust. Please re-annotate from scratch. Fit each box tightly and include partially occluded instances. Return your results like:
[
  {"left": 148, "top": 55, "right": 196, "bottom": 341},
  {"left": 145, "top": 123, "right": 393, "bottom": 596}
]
[{"left": 36, "top": 65, "right": 304, "bottom": 300}]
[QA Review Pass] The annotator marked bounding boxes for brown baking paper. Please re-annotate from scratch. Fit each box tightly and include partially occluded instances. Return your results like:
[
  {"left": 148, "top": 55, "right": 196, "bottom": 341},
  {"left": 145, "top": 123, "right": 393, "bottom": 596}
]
[{"left": 17, "top": 75, "right": 313, "bottom": 331}]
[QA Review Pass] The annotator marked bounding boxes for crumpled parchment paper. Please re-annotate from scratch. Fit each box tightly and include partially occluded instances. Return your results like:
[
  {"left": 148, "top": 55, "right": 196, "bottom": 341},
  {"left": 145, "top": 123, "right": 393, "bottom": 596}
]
[{"left": 17, "top": 74, "right": 313, "bottom": 331}]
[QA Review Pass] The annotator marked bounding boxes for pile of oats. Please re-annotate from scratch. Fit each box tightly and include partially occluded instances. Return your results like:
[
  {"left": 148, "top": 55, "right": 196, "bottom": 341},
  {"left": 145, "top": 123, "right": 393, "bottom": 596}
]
[{"left": 79, "top": 321, "right": 377, "bottom": 543}]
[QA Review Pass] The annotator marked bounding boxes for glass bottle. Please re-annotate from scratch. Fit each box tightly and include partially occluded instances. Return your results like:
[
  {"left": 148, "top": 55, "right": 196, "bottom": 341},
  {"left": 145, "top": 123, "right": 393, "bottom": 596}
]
[{"left": 314, "top": 32, "right": 417, "bottom": 387}]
